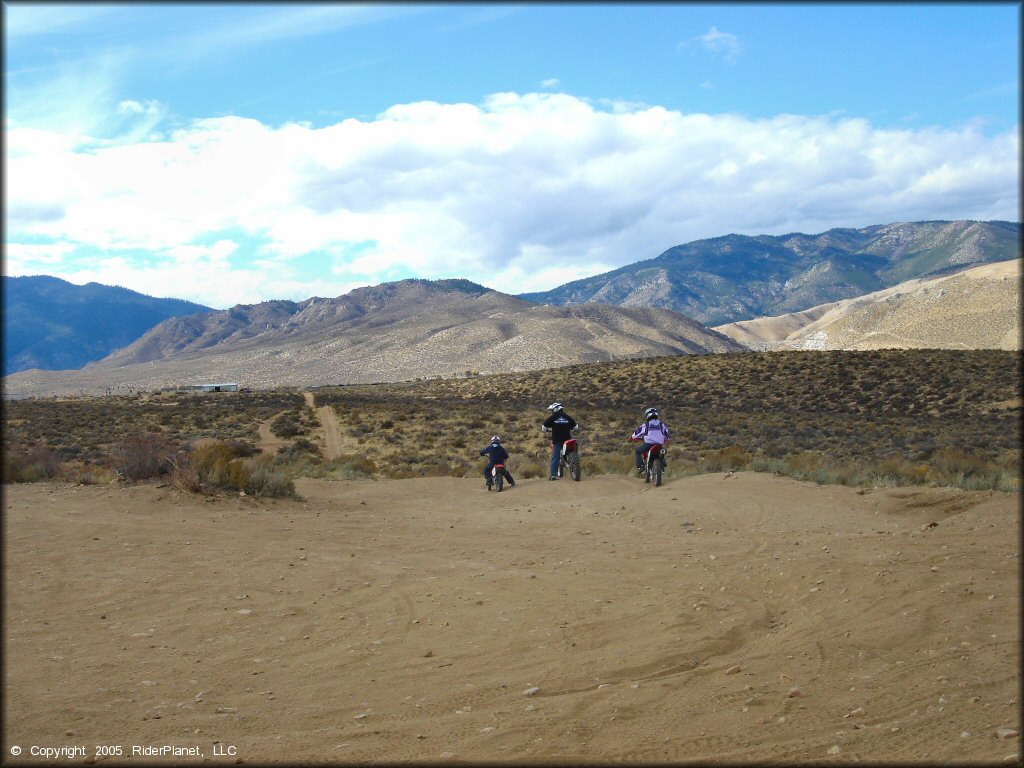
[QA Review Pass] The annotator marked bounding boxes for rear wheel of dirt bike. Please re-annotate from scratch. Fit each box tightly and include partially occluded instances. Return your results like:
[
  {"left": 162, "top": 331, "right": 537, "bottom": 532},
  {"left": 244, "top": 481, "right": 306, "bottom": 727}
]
[
  {"left": 569, "top": 452, "right": 581, "bottom": 481},
  {"left": 494, "top": 469, "right": 504, "bottom": 492},
  {"left": 654, "top": 457, "right": 663, "bottom": 487}
]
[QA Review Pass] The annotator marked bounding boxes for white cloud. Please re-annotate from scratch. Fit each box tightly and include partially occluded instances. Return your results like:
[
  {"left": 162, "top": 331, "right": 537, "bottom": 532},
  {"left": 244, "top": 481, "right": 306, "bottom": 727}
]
[
  {"left": 3, "top": 242, "right": 78, "bottom": 272},
  {"left": 541, "top": 78, "right": 561, "bottom": 90},
  {"left": 5, "top": 92, "right": 1019, "bottom": 307},
  {"left": 696, "top": 26, "right": 742, "bottom": 64}
]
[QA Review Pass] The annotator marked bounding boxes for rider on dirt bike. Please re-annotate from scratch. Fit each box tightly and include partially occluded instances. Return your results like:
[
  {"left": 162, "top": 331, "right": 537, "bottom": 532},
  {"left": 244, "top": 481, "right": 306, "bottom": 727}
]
[
  {"left": 480, "top": 435, "right": 515, "bottom": 491},
  {"left": 542, "top": 402, "right": 579, "bottom": 481},
  {"left": 629, "top": 407, "right": 671, "bottom": 474}
]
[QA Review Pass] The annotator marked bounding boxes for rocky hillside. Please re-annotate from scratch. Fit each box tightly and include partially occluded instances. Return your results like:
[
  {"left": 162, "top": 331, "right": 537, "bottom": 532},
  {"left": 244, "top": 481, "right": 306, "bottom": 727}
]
[
  {"left": 715, "top": 259, "right": 1021, "bottom": 351},
  {"left": 3, "top": 279, "right": 743, "bottom": 396},
  {"left": 520, "top": 220, "right": 1020, "bottom": 325}
]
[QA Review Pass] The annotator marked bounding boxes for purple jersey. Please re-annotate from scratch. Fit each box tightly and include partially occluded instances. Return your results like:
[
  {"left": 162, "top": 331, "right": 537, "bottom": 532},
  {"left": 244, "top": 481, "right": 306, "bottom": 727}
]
[{"left": 630, "top": 419, "right": 670, "bottom": 445}]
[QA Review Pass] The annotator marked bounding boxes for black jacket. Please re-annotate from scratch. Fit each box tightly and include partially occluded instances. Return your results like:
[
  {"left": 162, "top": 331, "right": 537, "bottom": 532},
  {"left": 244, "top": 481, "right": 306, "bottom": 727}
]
[
  {"left": 543, "top": 412, "right": 578, "bottom": 443},
  {"left": 480, "top": 443, "right": 509, "bottom": 464}
]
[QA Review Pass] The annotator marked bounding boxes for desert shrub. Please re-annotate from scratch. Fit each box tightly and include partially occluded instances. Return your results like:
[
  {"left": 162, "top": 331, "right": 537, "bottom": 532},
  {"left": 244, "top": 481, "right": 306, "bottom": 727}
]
[
  {"left": 514, "top": 459, "right": 547, "bottom": 480},
  {"left": 3, "top": 444, "right": 62, "bottom": 483},
  {"left": 227, "top": 459, "right": 253, "bottom": 490},
  {"left": 187, "top": 441, "right": 233, "bottom": 480},
  {"left": 992, "top": 471, "right": 1021, "bottom": 493},
  {"left": 747, "top": 456, "right": 789, "bottom": 476},
  {"left": 170, "top": 463, "right": 203, "bottom": 494},
  {"left": 947, "top": 472, "right": 1001, "bottom": 492},
  {"left": 702, "top": 445, "right": 752, "bottom": 472},
  {"left": 56, "top": 444, "right": 83, "bottom": 461},
  {"left": 664, "top": 454, "right": 702, "bottom": 478},
  {"left": 868, "top": 454, "right": 932, "bottom": 486},
  {"left": 270, "top": 411, "right": 304, "bottom": 438},
  {"left": 243, "top": 457, "right": 297, "bottom": 498},
  {"left": 993, "top": 449, "right": 1020, "bottom": 472},
  {"left": 168, "top": 443, "right": 293, "bottom": 497},
  {"left": 585, "top": 452, "right": 633, "bottom": 476},
  {"left": 929, "top": 446, "right": 990, "bottom": 478},
  {"left": 274, "top": 439, "right": 322, "bottom": 464},
  {"left": 62, "top": 462, "right": 118, "bottom": 485},
  {"left": 109, "top": 432, "right": 176, "bottom": 480},
  {"left": 410, "top": 460, "right": 453, "bottom": 478},
  {"left": 224, "top": 439, "right": 260, "bottom": 457},
  {"left": 27, "top": 444, "right": 62, "bottom": 478},
  {"left": 786, "top": 451, "right": 827, "bottom": 475},
  {"left": 320, "top": 453, "right": 377, "bottom": 480},
  {"left": 183, "top": 441, "right": 248, "bottom": 491}
]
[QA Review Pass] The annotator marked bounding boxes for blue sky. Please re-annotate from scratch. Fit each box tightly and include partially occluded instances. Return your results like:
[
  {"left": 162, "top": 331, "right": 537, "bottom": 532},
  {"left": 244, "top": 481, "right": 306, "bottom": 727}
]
[{"left": 4, "top": 2, "right": 1020, "bottom": 308}]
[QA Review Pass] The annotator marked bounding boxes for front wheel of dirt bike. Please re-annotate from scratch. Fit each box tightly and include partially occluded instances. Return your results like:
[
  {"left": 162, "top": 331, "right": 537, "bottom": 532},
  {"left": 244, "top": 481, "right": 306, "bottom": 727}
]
[
  {"left": 569, "top": 452, "right": 581, "bottom": 481},
  {"left": 644, "top": 459, "right": 652, "bottom": 484}
]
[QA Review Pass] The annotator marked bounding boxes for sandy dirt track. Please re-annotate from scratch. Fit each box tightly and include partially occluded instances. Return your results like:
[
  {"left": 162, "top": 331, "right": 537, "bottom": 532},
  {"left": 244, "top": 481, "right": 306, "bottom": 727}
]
[
  {"left": 304, "top": 392, "right": 346, "bottom": 461},
  {"left": 255, "top": 419, "right": 286, "bottom": 457},
  {"left": 3, "top": 473, "right": 1020, "bottom": 764}
]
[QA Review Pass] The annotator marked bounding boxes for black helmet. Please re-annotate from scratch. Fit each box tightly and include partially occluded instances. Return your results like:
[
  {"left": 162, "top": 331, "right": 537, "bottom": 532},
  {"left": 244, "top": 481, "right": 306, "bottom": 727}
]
[
  {"left": 644, "top": 407, "right": 659, "bottom": 420},
  {"left": 490, "top": 435, "right": 502, "bottom": 444}
]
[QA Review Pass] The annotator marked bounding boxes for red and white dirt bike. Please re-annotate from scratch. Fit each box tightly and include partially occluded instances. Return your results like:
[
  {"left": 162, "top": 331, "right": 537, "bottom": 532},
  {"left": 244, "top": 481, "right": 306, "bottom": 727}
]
[
  {"left": 491, "top": 462, "right": 507, "bottom": 492},
  {"left": 557, "top": 438, "right": 582, "bottom": 481},
  {"left": 642, "top": 443, "right": 667, "bottom": 487}
]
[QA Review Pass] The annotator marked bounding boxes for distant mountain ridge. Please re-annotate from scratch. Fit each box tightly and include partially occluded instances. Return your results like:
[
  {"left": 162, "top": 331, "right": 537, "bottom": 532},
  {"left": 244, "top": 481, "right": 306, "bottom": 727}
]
[
  {"left": 2, "top": 276, "right": 211, "bottom": 376},
  {"left": 520, "top": 220, "right": 1020, "bottom": 325},
  {"left": 103, "top": 278, "right": 492, "bottom": 365},
  {"left": 4, "top": 279, "right": 743, "bottom": 396},
  {"left": 714, "top": 259, "right": 1021, "bottom": 351},
  {"left": 4, "top": 220, "right": 1019, "bottom": 392}
]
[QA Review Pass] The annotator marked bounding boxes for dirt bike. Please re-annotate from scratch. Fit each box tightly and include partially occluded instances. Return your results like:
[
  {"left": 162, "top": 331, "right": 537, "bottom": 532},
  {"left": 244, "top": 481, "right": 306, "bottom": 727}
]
[
  {"left": 557, "top": 438, "right": 582, "bottom": 481},
  {"left": 642, "top": 443, "right": 667, "bottom": 487},
  {"left": 491, "top": 463, "right": 506, "bottom": 492}
]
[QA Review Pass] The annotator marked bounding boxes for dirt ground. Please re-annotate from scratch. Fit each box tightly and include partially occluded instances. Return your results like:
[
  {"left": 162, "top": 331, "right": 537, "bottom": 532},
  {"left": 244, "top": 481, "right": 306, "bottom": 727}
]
[{"left": 3, "top": 472, "right": 1020, "bottom": 765}]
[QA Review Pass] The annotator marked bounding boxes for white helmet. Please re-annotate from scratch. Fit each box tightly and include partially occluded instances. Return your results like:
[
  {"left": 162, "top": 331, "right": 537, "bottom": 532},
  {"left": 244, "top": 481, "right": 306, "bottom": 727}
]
[
  {"left": 490, "top": 435, "right": 502, "bottom": 444},
  {"left": 547, "top": 402, "right": 564, "bottom": 412},
  {"left": 644, "top": 407, "right": 659, "bottom": 420}
]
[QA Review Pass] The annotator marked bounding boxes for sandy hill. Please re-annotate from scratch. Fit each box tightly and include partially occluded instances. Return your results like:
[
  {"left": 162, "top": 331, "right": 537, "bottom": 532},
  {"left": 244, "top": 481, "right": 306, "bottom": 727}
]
[
  {"left": 3, "top": 279, "right": 743, "bottom": 396},
  {"left": 714, "top": 259, "right": 1021, "bottom": 351}
]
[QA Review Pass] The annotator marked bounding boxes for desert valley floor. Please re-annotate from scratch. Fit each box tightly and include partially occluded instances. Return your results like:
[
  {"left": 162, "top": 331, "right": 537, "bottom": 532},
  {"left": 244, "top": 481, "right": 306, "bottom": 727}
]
[{"left": 3, "top": 472, "right": 1020, "bottom": 764}]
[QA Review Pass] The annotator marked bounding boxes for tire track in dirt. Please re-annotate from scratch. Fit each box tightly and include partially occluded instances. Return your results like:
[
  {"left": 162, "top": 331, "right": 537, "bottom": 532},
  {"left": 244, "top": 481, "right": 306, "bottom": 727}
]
[
  {"left": 257, "top": 413, "right": 288, "bottom": 455},
  {"left": 304, "top": 391, "right": 345, "bottom": 460}
]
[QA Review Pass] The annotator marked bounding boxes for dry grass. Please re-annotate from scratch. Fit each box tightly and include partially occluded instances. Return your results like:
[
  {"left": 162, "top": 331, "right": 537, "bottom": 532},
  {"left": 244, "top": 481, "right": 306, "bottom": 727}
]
[
  {"left": 310, "top": 349, "right": 1022, "bottom": 491},
  {"left": 4, "top": 350, "right": 1020, "bottom": 492}
]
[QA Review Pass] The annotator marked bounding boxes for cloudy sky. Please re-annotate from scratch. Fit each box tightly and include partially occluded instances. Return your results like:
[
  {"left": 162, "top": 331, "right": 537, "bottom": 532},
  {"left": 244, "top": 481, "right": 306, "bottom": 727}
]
[{"left": 4, "top": 2, "right": 1020, "bottom": 309}]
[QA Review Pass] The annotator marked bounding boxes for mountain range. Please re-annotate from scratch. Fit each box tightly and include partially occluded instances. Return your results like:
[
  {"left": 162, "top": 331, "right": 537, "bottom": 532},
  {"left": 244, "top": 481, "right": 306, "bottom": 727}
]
[
  {"left": 3, "top": 276, "right": 211, "bottom": 376},
  {"left": 3, "top": 280, "right": 742, "bottom": 396},
  {"left": 521, "top": 220, "right": 1020, "bottom": 325},
  {"left": 714, "top": 259, "right": 1021, "bottom": 351},
  {"left": 2, "top": 219, "right": 1019, "bottom": 396}
]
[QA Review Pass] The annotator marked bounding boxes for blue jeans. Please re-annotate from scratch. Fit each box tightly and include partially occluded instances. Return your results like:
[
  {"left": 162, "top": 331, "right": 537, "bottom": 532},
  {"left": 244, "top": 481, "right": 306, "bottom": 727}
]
[
  {"left": 636, "top": 443, "right": 661, "bottom": 467},
  {"left": 550, "top": 442, "right": 564, "bottom": 477}
]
